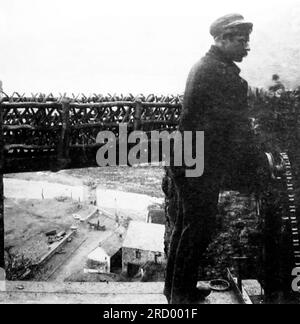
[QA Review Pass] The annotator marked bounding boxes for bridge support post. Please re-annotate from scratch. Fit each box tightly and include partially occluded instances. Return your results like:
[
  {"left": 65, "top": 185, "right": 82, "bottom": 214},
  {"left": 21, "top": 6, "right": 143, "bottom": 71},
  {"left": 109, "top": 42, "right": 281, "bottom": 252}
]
[
  {"left": 56, "top": 98, "right": 71, "bottom": 170},
  {"left": 134, "top": 100, "right": 143, "bottom": 131}
]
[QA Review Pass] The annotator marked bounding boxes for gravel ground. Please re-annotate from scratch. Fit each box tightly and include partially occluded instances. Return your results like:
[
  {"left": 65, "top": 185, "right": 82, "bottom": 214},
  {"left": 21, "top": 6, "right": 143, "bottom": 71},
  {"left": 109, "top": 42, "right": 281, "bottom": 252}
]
[{"left": 63, "top": 166, "right": 165, "bottom": 198}]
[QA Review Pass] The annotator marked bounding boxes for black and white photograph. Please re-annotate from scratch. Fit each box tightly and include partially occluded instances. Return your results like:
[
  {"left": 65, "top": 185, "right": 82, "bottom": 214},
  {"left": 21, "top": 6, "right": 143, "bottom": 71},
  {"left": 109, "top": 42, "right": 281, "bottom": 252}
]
[{"left": 1, "top": 0, "right": 300, "bottom": 307}]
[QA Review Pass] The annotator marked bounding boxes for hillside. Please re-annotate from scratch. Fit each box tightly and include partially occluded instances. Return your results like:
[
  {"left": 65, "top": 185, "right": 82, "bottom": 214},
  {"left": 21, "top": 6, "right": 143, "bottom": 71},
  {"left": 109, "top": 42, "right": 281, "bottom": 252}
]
[{"left": 242, "top": 3, "right": 300, "bottom": 90}]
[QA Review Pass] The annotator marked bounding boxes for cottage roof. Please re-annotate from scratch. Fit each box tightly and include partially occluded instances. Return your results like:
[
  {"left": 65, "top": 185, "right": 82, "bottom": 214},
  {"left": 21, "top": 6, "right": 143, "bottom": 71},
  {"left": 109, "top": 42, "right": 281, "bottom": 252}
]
[
  {"left": 122, "top": 221, "right": 165, "bottom": 253},
  {"left": 100, "top": 231, "right": 123, "bottom": 257}
]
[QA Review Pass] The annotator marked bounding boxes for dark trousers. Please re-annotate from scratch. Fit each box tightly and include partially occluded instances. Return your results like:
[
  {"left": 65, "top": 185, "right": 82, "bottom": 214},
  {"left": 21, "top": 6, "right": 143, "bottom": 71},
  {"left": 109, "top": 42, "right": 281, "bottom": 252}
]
[
  {"left": 164, "top": 139, "right": 270, "bottom": 304},
  {"left": 164, "top": 169, "right": 220, "bottom": 304}
]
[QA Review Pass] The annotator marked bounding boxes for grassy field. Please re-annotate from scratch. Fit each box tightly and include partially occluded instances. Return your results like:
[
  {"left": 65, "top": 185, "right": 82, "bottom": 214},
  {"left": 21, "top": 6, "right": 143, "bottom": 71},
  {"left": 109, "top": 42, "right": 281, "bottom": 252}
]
[{"left": 63, "top": 166, "right": 165, "bottom": 198}]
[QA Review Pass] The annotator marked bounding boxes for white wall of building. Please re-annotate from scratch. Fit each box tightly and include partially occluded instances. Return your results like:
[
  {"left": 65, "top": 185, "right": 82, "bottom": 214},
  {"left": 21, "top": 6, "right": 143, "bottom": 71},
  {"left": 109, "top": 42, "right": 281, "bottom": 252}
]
[{"left": 87, "top": 247, "right": 111, "bottom": 273}]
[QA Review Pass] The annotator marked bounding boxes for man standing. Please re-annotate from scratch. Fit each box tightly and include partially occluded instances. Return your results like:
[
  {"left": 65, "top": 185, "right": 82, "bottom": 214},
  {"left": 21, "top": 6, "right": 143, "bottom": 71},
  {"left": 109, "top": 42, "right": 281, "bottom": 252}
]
[{"left": 164, "top": 14, "right": 270, "bottom": 304}]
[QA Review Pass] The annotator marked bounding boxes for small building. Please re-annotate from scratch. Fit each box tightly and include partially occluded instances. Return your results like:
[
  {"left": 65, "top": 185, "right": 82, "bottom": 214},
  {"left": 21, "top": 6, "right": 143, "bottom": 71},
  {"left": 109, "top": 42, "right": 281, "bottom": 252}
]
[
  {"left": 87, "top": 247, "right": 111, "bottom": 273},
  {"left": 122, "top": 221, "right": 166, "bottom": 277},
  {"left": 87, "top": 232, "right": 124, "bottom": 273}
]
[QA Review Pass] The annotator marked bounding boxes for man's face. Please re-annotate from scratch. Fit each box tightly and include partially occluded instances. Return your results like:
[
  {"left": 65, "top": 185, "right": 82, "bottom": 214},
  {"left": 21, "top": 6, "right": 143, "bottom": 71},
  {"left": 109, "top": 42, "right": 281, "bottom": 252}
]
[{"left": 222, "top": 34, "right": 250, "bottom": 62}]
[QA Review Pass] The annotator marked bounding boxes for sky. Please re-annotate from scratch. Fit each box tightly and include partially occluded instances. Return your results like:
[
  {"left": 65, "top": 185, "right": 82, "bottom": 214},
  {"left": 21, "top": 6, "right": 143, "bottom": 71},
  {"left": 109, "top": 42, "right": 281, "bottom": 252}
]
[{"left": 0, "top": 0, "right": 299, "bottom": 95}]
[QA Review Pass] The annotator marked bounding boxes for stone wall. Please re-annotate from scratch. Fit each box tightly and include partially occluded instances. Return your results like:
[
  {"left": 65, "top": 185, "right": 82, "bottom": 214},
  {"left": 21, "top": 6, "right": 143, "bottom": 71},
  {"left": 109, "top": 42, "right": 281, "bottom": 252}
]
[{"left": 122, "top": 247, "right": 166, "bottom": 275}]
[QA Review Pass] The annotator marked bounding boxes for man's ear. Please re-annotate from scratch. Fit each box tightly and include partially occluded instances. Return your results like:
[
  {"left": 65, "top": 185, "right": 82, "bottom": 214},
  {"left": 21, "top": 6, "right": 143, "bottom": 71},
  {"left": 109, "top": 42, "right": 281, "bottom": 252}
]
[
  {"left": 214, "top": 35, "right": 225, "bottom": 47},
  {"left": 221, "top": 33, "right": 232, "bottom": 42},
  {"left": 214, "top": 35, "right": 223, "bottom": 42}
]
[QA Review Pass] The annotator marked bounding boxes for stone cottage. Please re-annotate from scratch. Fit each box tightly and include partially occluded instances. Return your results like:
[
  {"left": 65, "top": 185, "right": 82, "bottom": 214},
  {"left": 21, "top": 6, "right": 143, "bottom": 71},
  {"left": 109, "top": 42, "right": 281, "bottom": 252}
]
[{"left": 122, "top": 221, "right": 166, "bottom": 277}]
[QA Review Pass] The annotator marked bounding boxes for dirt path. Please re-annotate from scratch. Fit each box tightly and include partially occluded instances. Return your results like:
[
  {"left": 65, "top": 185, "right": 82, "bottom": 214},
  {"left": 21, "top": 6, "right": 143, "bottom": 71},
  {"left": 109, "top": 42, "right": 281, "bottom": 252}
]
[
  {"left": 5, "top": 198, "right": 94, "bottom": 264},
  {"left": 49, "top": 229, "right": 114, "bottom": 282}
]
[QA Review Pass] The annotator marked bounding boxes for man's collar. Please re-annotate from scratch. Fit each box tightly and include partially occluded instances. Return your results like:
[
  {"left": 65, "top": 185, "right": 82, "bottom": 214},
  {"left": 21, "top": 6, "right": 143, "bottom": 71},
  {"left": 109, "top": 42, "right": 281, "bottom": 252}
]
[{"left": 208, "top": 45, "right": 241, "bottom": 74}]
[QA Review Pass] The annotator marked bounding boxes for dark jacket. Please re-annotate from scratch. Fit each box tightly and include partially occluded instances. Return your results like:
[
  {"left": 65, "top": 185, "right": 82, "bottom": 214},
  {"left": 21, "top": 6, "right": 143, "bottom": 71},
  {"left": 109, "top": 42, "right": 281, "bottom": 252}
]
[{"left": 180, "top": 45, "right": 252, "bottom": 147}]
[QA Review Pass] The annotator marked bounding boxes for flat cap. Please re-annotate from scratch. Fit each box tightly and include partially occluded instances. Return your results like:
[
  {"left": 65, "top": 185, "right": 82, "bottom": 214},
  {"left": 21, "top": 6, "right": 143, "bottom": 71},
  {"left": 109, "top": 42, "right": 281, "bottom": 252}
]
[{"left": 210, "top": 13, "right": 253, "bottom": 38}]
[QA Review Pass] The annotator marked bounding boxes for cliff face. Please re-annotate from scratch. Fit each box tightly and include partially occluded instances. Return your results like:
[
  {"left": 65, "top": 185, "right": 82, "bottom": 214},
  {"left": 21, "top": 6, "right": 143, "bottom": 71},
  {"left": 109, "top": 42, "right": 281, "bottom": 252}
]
[{"left": 163, "top": 175, "right": 260, "bottom": 280}]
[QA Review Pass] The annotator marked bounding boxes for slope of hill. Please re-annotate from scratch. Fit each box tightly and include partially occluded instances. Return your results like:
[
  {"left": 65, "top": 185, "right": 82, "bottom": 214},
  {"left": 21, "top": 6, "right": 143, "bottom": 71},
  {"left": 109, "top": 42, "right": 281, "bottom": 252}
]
[{"left": 242, "top": 3, "right": 300, "bottom": 90}]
